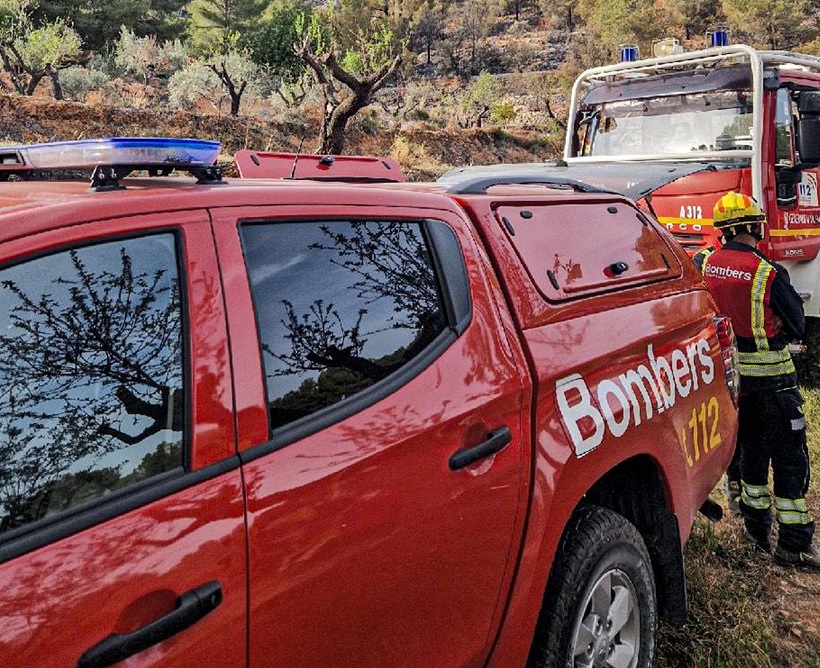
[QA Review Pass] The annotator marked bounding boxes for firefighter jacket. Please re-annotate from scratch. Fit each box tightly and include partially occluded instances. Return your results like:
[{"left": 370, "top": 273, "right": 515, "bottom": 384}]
[
  {"left": 692, "top": 245, "right": 717, "bottom": 274},
  {"left": 702, "top": 240, "right": 805, "bottom": 391}
]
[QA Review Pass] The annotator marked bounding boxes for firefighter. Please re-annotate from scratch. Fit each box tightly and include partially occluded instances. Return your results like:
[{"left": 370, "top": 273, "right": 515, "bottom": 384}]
[
  {"left": 702, "top": 191, "right": 819, "bottom": 568},
  {"left": 693, "top": 243, "right": 742, "bottom": 510}
]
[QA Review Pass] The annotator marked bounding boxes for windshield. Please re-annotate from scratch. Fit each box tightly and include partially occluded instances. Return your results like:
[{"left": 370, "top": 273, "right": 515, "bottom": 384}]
[{"left": 579, "top": 89, "right": 753, "bottom": 157}]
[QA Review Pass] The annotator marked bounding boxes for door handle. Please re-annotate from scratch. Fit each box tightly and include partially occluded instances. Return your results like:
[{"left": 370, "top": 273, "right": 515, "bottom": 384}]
[
  {"left": 77, "top": 581, "right": 223, "bottom": 668},
  {"left": 449, "top": 426, "right": 512, "bottom": 470}
]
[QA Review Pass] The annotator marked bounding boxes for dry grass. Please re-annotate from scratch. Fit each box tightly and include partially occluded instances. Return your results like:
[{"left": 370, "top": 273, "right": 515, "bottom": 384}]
[{"left": 657, "top": 386, "right": 820, "bottom": 668}]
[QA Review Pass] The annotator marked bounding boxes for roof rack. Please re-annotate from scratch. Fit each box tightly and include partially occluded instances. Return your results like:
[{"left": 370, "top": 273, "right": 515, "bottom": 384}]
[
  {"left": 444, "top": 174, "right": 620, "bottom": 195},
  {"left": 0, "top": 138, "right": 224, "bottom": 190},
  {"left": 234, "top": 150, "right": 405, "bottom": 182}
]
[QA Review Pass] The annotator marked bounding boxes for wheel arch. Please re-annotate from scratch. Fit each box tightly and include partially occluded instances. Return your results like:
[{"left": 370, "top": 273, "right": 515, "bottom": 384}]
[
  {"left": 581, "top": 455, "right": 687, "bottom": 625},
  {"left": 487, "top": 455, "right": 689, "bottom": 667}
]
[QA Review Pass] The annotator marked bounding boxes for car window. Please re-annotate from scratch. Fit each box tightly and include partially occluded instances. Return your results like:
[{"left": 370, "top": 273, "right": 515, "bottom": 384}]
[
  {"left": 241, "top": 220, "right": 448, "bottom": 433},
  {"left": 0, "top": 234, "right": 184, "bottom": 536}
]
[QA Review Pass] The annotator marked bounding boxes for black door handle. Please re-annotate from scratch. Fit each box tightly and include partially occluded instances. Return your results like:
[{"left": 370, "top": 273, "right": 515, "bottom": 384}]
[
  {"left": 449, "top": 426, "right": 512, "bottom": 470},
  {"left": 77, "top": 581, "right": 223, "bottom": 668}
]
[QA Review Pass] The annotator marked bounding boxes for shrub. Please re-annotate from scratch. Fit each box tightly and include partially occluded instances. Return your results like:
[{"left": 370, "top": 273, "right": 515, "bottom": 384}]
[
  {"left": 490, "top": 101, "right": 516, "bottom": 123},
  {"left": 115, "top": 28, "right": 190, "bottom": 83},
  {"left": 59, "top": 67, "right": 114, "bottom": 103},
  {"left": 167, "top": 62, "right": 222, "bottom": 112}
]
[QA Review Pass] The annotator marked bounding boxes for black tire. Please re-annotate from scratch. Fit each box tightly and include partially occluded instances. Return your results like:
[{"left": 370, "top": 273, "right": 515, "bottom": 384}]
[{"left": 527, "top": 505, "right": 657, "bottom": 668}]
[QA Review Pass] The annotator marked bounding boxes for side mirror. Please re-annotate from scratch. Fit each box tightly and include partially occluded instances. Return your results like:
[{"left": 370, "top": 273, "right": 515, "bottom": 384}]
[
  {"left": 797, "top": 91, "right": 820, "bottom": 166},
  {"left": 797, "top": 117, "right": 820, "bottom": 165},
  {"left": 798, "top": 91, "right": 820, "bottom": 115}
]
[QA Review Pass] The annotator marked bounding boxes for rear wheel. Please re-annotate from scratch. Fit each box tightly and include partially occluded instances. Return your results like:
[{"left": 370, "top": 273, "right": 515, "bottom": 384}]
[{"left": 528, "top": 505, "right": 657, "bottom": 668}]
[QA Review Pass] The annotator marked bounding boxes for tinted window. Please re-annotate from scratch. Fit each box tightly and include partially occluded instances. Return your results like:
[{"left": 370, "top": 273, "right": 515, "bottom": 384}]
[
  {"left": 0, "top": 234, "right": 184, "bottom": 535},
  {"left": 241, "top": 221, "right": 447, "bottom": 431}
]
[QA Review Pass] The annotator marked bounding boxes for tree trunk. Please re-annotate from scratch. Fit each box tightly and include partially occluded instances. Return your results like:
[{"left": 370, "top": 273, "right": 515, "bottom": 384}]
[
  {"left": 296, "top": 41, "right": 402, "bottom": 155},
  {"left": 46, "top": 64, "right": 63, "bottom": 101},
  {"left": 25, "top": 72, "right": 44, "bottom": 97}
]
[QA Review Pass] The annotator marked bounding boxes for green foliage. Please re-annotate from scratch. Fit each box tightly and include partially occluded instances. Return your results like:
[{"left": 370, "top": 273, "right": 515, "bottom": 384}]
[
  {"left": 0, "top": 0, "right": 35, "bottom": 45},
  {"left": 576, "top": 0, "right": 665, "bottom": 60},
  {"left": 187, "top": 0, "right": 268, "bottom": 57},
  {"left": 34, "top": 0, "right": 154, "bottom": 52},
  {"left": 59, "top": 65, "right": 113, "bottom": 102},
  {"left": 293, "top": 12, "right": 325, "bottom": 54},
  {"left": 0, "top": 0, "right": 29, "bottom": 40},
  {"left": 490, "top": 100, "right": 515, "bottom": 123},
  {"left": 663, "top": 0, "right": 723, "bottom": 41},
  {"left": 723, "top": 0, "right": 819, "bottom": 50},
  {"left": 308, "top": 0, "right": 404, "bottom": 65},
  {"left": 168, "top": 59, "right": 221, "bottom": 110},
  {"left": 242, "top": 3, "right": 307, "bottom": 83},
  {"left": 115, "top": 27, "right": 189, "bottom": 82},
  {"left": 168, "top": 48, "right": 263, "bottom": 114},
  {"left": 16, "top": 18, "right": 80, "bottom": 70},
  {"left": 0, "top": 4, "right": 83, "bottom": 97}
]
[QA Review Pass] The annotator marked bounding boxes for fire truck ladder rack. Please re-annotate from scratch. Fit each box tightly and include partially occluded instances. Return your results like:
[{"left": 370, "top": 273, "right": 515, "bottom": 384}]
[{"left": 563, "top": 44, "right": 820, "bottom": 206}]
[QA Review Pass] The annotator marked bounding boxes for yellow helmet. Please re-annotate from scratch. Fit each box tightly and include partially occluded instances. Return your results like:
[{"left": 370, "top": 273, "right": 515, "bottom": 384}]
[{"left": 712, "top": 191, "right": 765, "bottom": 236}]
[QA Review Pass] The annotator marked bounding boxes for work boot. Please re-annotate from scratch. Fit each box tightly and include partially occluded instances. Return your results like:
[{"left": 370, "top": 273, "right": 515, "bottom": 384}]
[
  {"left": 773, "top": 544, "right": 820, "bottom": 569},
  {"left": 724, "top": 477, "right": 741, "bottom": 514},
  {"left": 743, "top": 529, "right": 771, "bottom": 554}
]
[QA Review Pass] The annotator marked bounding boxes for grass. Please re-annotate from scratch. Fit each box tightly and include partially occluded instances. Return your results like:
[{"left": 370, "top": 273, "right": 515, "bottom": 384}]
[{"left": 656, "top": 386, "right": 820, "bottom": 667}]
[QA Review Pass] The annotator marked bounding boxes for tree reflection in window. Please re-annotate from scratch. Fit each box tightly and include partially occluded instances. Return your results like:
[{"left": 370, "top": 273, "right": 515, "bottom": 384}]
[
  {"left": 0, "top": 235, "right": 183, "bottom": 534},
  {"left": 242, "top": 221, "right": 447, "bottom": 431}
]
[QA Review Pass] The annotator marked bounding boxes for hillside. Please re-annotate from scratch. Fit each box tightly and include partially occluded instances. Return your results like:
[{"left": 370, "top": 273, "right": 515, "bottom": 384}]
[{"left": 0, "top": 94, "right": 560, "bottom": 180}]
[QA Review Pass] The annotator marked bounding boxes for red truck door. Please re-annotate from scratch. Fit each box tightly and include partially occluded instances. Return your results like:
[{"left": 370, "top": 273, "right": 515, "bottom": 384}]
[
  {"left": 770, "top": 86, "right": 820, "bottom": 262},
  {"left": 0, "top": 213, "right": 246, "bottom": 668},
  {"left": 212, "top": 203, "right": 530, "bottom": 668}
]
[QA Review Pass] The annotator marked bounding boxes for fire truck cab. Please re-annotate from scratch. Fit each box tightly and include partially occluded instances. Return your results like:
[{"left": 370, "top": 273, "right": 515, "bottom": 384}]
[{"left": 564, "top": 41, "right": 820, "bottom": 351}]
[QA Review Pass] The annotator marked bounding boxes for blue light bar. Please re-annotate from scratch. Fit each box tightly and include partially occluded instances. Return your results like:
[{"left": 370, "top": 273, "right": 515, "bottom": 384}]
[
  {"left": 708, "top": 28, "right": 729, "bottom": 48},
  {"left": 0, "top": 137, "right": 221, "bottom": 171},
  {"left": 619, "top": 44, "right": 639, "bottom": 62}
]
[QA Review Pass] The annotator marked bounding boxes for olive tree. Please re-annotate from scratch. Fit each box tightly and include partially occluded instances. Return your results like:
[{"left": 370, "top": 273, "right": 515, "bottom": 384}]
[
  {"left": 295, "top": 3, "right": 403, "bottom": 154},
  {"left": 0, "top": 0, "right": 81, "bottom": 98}
]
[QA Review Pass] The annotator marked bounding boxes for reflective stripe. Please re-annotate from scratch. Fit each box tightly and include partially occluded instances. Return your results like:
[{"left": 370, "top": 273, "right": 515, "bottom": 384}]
[
  {"left": 741, "top": 482, "right": 771, "bottom": 509},
  {"left": 751, "top": 261, "right": 773, "bottom": 351},
  {"left": 777, "top": 510, "right": 812, "bottom": 525},
  {"left": 695, "top": 248, "right": 716, "bottom": 274},
  {"left": 737, "top": 358, "right": 796, "bottom": 377},
  {"left": 775, "top": 496, "right": 811, "bottom": 524},
  {"left": 737, "top": 349, "right": 793, "bottom": 364},
  {"left": 775, "top": 496, "right": 809, "bottom": 512}
]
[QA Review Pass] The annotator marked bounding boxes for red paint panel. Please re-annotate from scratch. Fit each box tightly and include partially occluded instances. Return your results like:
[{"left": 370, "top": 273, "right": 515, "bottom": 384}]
[{"left": 212, "top": 203, "right": 530, "bottom": 668}]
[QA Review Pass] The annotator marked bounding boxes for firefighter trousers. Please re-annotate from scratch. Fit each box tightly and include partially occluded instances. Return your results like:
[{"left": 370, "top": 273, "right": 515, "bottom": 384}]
[{"left": 737, "top": 388, "right": 815, "bottom": 552}]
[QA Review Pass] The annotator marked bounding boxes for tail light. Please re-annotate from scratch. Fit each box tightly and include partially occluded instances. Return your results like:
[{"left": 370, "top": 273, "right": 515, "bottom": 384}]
[{"left": 714, "top": 315, "right": 740, "bottom": 407}]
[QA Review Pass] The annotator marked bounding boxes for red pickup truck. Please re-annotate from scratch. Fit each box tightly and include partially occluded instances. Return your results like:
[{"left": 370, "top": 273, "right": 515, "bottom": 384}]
[{"left": 0, "top": 139, "right": 738, "bottom": 668}]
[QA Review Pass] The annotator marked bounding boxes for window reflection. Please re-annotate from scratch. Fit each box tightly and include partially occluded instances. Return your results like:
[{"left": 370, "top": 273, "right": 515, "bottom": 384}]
[
  {"left": 0, "top": 235, "right": 184, "bottom": 534},
  {"left": 242, "top": 221, "right": 447, "bottom": 431}
]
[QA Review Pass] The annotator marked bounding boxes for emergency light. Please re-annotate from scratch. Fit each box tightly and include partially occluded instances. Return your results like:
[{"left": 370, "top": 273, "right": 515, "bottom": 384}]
[
  {"left": 708, "top": 28, "right": 730, "bottom": 48},
  {"left": 653, "top": 37, "right": 683, "bottom": 58},
  {"left": 0, "top": 137, "right": 221, "bottom": 171},
  {"left": 619, "top": 44, "right": 639, "bottom": 62}
]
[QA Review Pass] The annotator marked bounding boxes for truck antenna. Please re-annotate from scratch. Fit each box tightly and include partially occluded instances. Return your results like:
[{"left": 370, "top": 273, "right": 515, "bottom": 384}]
[{"left": 289, "top": 137, "right": 305, "bottom": 180}]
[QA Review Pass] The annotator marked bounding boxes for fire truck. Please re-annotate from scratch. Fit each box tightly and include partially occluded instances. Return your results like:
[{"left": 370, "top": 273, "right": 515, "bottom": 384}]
[{"left": 563, "top": 34, "right": 820, "bottom": 368}]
